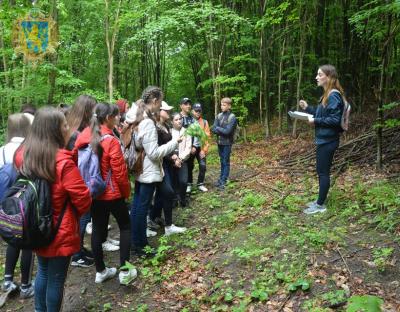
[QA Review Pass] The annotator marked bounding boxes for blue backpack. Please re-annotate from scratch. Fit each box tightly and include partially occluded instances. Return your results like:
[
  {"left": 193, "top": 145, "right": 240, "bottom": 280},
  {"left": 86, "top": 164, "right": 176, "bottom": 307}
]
[
  {"left": 78, "top": 134, "right": 112, "bottom": 198},
  {"left": 0, "top": 148, "right": 18, "bottom": 201}
]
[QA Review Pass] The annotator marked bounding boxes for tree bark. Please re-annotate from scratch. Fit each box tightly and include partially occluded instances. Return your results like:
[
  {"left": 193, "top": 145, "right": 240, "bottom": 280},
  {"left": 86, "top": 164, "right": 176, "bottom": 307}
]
[
  {"left": 377, "top": 11, "right": 396, "bottom": 170},
  {"left": 105, "top": 0, "right": 122, "bottom": 103},
  {"left": 292, "top": 5, "right": 306, "bottom": 138},
  {"left": 47, "top": 0, "right": 58, "bottom": 105},
  {"left": 278, "top": 37, "right": 286, "bottom": 132}
]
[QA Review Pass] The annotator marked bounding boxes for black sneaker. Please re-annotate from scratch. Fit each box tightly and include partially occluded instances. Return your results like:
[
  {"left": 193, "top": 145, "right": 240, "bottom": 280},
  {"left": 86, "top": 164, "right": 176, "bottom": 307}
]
[
  {"left": 71, "top": 256, "right": 94, "bottom": 268},
  {"left": 82, "top": 247, "right": 94, "bottom": 260}
]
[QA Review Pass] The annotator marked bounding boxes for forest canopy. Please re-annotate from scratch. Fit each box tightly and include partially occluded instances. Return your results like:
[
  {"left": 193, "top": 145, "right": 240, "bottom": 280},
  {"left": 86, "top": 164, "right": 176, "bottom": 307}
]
[{"left": 0, "top": 0, "right": 399, "bottom": 136}]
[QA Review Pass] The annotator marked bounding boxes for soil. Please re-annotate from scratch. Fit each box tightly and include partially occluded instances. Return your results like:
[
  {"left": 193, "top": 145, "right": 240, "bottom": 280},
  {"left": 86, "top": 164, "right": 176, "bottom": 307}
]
[{"left": 1, "top": 131, "right": 399, "bottom": 312}]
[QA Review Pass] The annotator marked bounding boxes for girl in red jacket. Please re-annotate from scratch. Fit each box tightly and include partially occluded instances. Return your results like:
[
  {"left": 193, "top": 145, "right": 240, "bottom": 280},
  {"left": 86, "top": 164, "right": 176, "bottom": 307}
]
[
  {"left": 75, "top": 103, "right": 136, "bottom": 285},
  {"left": 15, "top": 107, "right": 92, "bottom": 312}
]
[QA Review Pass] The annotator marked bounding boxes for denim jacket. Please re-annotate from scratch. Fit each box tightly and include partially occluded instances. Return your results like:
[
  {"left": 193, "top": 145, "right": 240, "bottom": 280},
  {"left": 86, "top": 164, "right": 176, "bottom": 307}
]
[{"left": 306, "top": 92, "right": 343, "bottom": 145}]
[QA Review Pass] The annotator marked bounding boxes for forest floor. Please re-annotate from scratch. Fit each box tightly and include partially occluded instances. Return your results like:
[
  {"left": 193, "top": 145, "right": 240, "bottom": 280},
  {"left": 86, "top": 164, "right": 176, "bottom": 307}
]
[{"left": 1, "top": 127, "right": 400, "bottom": 312}]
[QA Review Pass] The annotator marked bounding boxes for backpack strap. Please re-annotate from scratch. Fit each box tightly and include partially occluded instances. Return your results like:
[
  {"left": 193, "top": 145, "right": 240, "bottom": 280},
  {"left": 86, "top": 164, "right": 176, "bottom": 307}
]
[{"left": 52, "top": 198, "right": 70, "bottom": 237}]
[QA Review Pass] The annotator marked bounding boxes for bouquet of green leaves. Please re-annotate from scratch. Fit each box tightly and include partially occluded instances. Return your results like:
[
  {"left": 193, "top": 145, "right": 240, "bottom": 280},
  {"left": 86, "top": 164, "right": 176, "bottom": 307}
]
[{"left": 184, "top": 123, "right": 208, "bottom": 147}]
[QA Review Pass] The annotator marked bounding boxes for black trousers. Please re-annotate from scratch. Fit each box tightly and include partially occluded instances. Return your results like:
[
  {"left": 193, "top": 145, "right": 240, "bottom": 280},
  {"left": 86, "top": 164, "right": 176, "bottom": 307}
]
[
  {"left": 316, "top": 140, "right": 339, "bottom": 205},
  {"left": 91, "top": 198, "right": 130, "bottom": 272},
  {"left": 171, "top": 162, "right": 188, "bottom": 205},
  {"left": 4, "top": 246, "right": 33, "bottom": 285},
  {"left": 151, "top": 162, "right": 174, "bottom": 225},
  {"left": 187, "top": 147, "right": 207, "bottom": 185}
]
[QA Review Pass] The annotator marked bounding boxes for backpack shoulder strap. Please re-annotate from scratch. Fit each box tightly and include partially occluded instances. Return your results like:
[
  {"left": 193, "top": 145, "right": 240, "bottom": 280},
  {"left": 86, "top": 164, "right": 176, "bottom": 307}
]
[
  {"left": 101, "top": 134, "right": 114, "bottom": 141},
  {"left": 329, "top": 88, "right": 341, "bottom": 95}
]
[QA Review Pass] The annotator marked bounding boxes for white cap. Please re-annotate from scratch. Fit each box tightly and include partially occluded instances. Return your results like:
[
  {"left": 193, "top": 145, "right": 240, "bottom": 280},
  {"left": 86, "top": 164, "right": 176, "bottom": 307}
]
[
  {"left": 161, "top": 101, "right": 173, "bottom": 111},
  {"left": 125, "top": 103, "right": 138, "bottom": 123}
]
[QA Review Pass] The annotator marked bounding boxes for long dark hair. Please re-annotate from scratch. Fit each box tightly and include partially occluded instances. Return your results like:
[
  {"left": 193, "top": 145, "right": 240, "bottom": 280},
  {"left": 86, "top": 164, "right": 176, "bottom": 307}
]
[
  {"left": 90, "top": 102, "right": 118, "bottom": 157},
  {"left": 6, "top": 113, "right": 31, "bottom": 142},
  {"left": 66, "top": 95, "right": 97, "bottom": 133},
  {"left": 20, "top": 107, "right": 66, "bottom": 182},
  {"left": 319, "top": 65, "right": 346, "bottom": 105}
]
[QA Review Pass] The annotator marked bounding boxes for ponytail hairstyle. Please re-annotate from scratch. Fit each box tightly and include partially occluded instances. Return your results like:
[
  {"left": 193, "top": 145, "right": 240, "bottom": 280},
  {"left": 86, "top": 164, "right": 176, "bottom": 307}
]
[
  {"left": 135, "top": 86, "right": 163, "bottom": 126},
  {"left": 66, "top": 95, "right": 97, "bottom": 133},
  {"left": 20, "top": 107, "right": 66, "bottom": 182},
  {"left": 6, "top": 113, "right": 31, "bottom": 142},
  {"left": 319, "top": 65, "right": 346, "bottom": 105},
  {"left": 90, "top": 102, "right": 119, "bottom": 157}
]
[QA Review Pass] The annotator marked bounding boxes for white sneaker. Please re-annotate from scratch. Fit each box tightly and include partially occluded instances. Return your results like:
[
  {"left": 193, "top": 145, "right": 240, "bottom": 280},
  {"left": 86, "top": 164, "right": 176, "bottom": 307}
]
[
  {"left": 102, "top": 240, "right": 120, "bottom": 251},
  {"left": 146, "top": 228, "right": 157, "bottom": 237},
  {"left": 86, "top": 222, "right": 92, "bottom": 235},
  {"left": 95, "top": 267, "right": 117, "bottom": 283},
  {"left": 119, "top": 268, "right": 138, "bottom": 285},
  {"left": 107, "top": 238, "right": 120, "bottom": 246},
  {"left": 198, "top": 185, "right": 208, "bottom": 192},
  {"left": 186, "top": 185, "right": 192, "bottom": 193},
  {"left": 165, "top": 224, "right": 187, "bottom": 236},
  {"left": 87, "top": 222, "right": 111, "bottom": 235}
]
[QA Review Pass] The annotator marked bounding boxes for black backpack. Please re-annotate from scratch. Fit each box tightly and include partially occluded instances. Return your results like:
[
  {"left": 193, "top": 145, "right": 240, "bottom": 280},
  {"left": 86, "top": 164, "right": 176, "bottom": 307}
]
[{"left": 0, "top": 176, "right": 68, "bottom": 249}]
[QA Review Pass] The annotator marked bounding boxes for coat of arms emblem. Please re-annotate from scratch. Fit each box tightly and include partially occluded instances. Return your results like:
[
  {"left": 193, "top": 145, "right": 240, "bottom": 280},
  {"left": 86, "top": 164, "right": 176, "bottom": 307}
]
[{"left": 13, "top": 9, "right": 58, "bottom": 62}]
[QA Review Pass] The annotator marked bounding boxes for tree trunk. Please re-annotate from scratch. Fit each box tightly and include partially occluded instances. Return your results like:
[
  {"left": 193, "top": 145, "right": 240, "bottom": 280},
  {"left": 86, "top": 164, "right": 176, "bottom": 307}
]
[
  {"left": 278, "top": 37, "right": 286, "bottom": 132},
  {"left": 292, "top": 6, "right": 306, "bottom": 138},
  {"left": 206, "top": 13, "right": 219, "bottom": 119},
  {"left": 377, "top": 11, "right": 394, "bottom": 170},
  {"left": 47, "top": 0, "right": 58, "bottom": 105},
  {"left": 104, "top": 0, "right": 122, "bottom": 103}
]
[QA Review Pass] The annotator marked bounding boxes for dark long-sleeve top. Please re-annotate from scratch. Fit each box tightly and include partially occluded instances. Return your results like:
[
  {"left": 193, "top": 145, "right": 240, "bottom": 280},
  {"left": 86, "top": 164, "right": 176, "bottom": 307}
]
[
  {"left": 305, "top": 92, "right": 344, "bottom": 145},
  {"left": 212, "top": 111, "right": 237, "bottom": 145}
]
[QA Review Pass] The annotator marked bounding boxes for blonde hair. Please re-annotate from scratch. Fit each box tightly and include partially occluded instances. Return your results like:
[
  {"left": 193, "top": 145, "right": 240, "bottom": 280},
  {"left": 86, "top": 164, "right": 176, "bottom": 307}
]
[{"left": 221, "top": 97, "right": 232, "bottom": 105}]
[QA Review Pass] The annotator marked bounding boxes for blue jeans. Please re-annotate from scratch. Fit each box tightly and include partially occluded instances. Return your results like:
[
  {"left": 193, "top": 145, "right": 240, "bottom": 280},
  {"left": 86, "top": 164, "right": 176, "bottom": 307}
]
[
  {"left": 72, "top": 211, "right": 91, "bottom": 259},
  {"left": 316, "top": 140, "right": 339, "bottom": 205},
  {"left": 131, "top": 182, "right": 156, "bottom": 250},
  {"left": 35, "top": 256, "right": 70, "bottom": 312},
  {"left": 218, "top": 144, "right": 232, "bottom": 184}
]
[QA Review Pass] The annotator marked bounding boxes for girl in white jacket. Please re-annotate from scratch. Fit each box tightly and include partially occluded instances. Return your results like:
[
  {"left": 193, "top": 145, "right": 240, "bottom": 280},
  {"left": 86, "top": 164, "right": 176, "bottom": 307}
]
[
  {"left": 126, "top": 86, "right": 181, "bottom": 257},
  {"left": 170, "top": 112, "right": 192, "bottom": 207}
]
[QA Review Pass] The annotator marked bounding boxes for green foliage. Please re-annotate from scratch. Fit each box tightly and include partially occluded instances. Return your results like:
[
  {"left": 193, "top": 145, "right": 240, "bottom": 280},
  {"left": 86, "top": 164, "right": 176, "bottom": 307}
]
[
  {"left": 184, "top": 123, "right": 208, "bottom": 147},
  {"left": 372, "top": 247, "right": 394, "bottom": 272},
  {"left": 321, "top": 290, "right": 348, "bottom": 306},
  {"left": 287, "top": 278, "right": 311, "bottom": 292},
  {"left": 346, "top": 295, "right": 383, "bottom": 312}
]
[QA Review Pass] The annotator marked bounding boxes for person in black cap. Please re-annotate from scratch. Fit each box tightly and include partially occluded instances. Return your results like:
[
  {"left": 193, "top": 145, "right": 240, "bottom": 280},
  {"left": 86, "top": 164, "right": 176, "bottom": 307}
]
[
  {"left": 179, "top": 97, "right": 196, "bottom": 194},
  {"left": 188, "top": 103, "right": 211, "bottom": 192}
]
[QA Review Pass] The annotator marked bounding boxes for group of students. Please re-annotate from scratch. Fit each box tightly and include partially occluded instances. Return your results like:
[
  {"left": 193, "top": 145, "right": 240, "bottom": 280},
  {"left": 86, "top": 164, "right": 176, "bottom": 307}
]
[
  {"left": 0, "top": 86, "right": 238, "bottom": 311},
  {"left": 0, "top": 63, "right": 347, "bottom": 311}
]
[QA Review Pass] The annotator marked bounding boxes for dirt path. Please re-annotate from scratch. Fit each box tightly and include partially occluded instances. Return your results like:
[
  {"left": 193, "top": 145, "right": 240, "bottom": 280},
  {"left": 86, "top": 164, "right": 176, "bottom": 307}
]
[{"left": 1, "top": 138, "right": 399, "bottom": 311}]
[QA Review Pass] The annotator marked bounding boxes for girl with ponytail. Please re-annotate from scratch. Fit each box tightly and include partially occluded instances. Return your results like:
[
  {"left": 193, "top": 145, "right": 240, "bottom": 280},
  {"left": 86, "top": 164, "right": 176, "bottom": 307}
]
[
  {"left": 74, "top": 103, "right": 135, "bottom": 285},
  {"left": 126, "top": 86, "right": 181, "bottom": 256}
]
